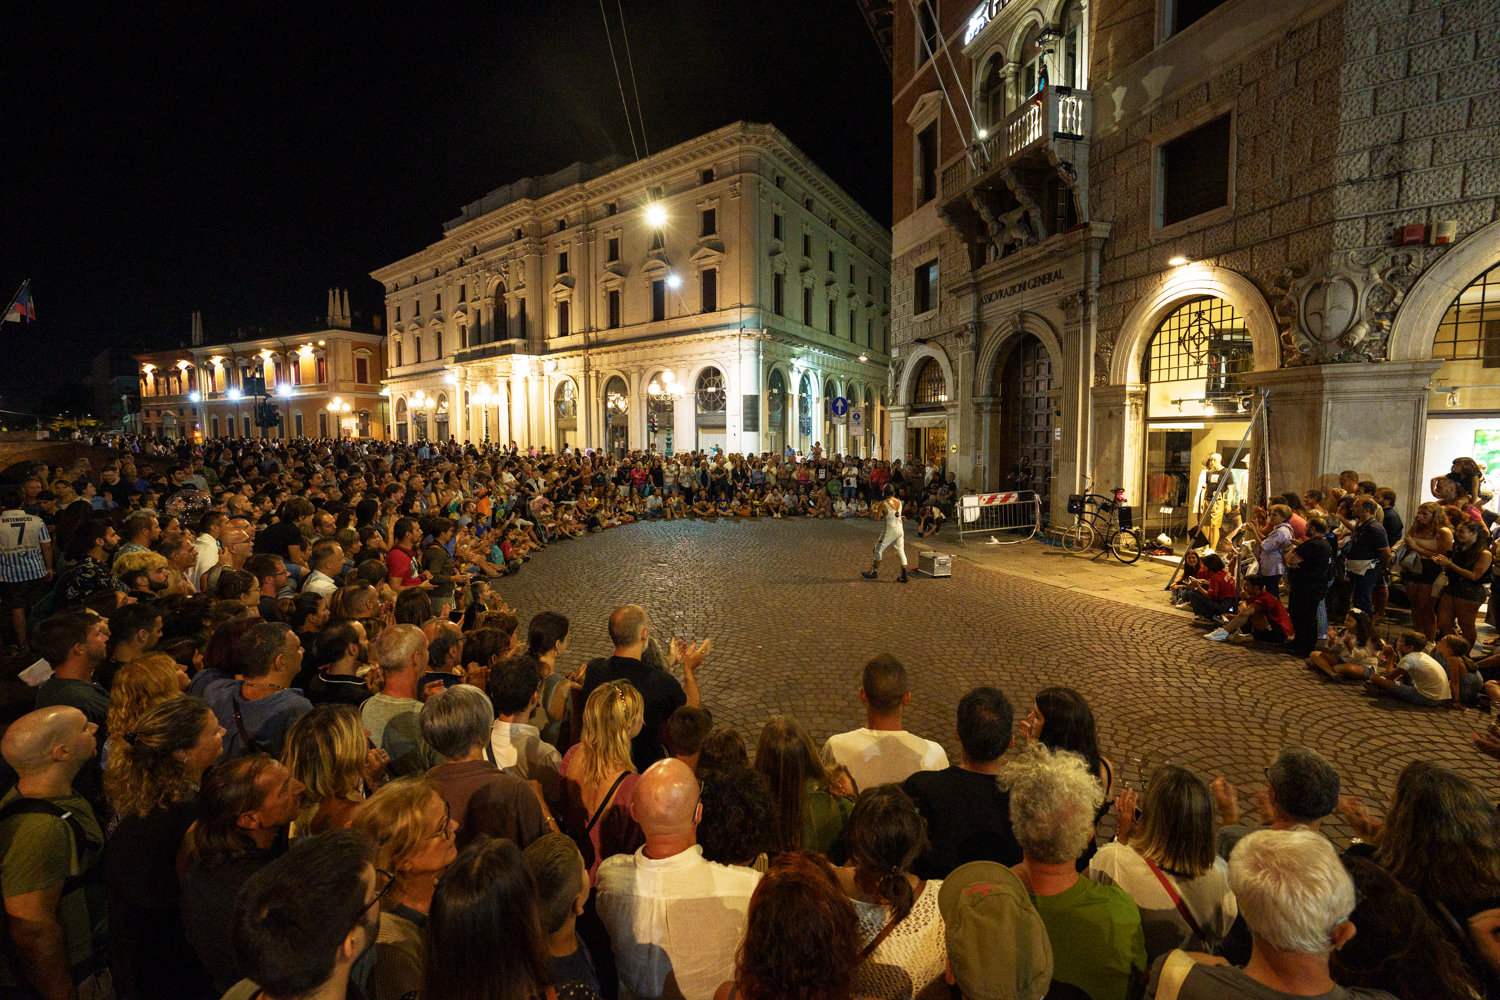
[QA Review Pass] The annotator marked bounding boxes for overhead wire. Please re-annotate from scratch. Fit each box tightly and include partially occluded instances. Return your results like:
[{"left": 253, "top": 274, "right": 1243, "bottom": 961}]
[
  {"left": 597, "top": 0, "right": 641, "bottom": 161},
  {"left": 907, "top": 0, "right": 979, "bottom": 166},
  {"left": 616, "top": 0, "right": 651, "bottom": 157}
]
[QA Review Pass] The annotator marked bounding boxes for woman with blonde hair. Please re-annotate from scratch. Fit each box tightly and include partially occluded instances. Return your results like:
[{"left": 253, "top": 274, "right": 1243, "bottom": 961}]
[
  {"left": 103, "top": 653, "right": 186, "bottom": 766},
  {"left": 559, "top": 679, "right": 646, "bottom": 883},
  {"left": 282, "top": 703, "right": 387, "bottom": 835},
  {"left": 1401, "top": 501, "right": 1453, "bottom": 639},
  {"left": 351, "top": 776, "right": 460, "bottom": 1000}
]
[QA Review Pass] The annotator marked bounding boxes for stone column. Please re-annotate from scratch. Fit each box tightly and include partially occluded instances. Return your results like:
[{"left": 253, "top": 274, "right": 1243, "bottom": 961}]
[
  {"left": 974, "top": 394, "right": 1000, "bottom": 491},
  {"left": 1242, "top": 360, "right": 1443, "bottom": 526},
  {"left": 890, "top": 406, "right": 910, "bottom": 464},
  {"left": 955, "top": 327, "right": 978, "bottom": 490},
  {"left": 1089, "top": 384, "right": 1146, "bottom": 503}
]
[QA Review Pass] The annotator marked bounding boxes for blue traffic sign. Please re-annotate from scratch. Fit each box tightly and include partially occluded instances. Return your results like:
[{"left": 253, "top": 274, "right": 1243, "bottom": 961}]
[{"left": 831, "top": 396, "right": 849, "bottom": 417}]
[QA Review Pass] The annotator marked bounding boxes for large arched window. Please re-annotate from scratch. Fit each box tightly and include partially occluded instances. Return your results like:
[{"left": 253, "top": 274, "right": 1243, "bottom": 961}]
[
  {"left": 695, "top": 367, "right": 726, "bottom": 414},
  {"left": 555, "top": 380, "right": 578, "bottom": 418},
  {"left": 767, "top": 369, "right": 787, "bottom": 453},
  {"left": 913, "top": 358, "right": 948, "bottom": 407},
  {"left": 1059, "top": 1, "right": 1084, "bottom": 88},
  {"left": 492, "top": 284, "right": 507, "bottom": 341},
  {"left": 1142, "top": 296, "right": 1252, "bottom": 415},
  {"left": 798, "top": 373, "right": 813, "bottom": 439},
  {"left": 1435, "top": 258, "right": 1500, "bottom": 362}
]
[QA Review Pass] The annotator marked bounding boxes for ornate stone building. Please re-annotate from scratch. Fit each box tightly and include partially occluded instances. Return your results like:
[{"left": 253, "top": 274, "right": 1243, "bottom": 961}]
[
  {"left": 372, "top": 122, "right": 892, "bottom": 459},
  {"left": 887, "top": 0, "right": 1499, "bottom": 530},
  {"left": 134, "top": 294, "right": 389, "bottom": 440}
]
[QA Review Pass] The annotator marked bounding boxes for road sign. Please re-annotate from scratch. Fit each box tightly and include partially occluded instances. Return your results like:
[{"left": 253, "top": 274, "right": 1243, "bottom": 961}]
[
  {"left": 830, "top": 396, "right": 849, "bottom": 423},
  {"left": 850, "top": 409, "right": 864, "bottom": 433}
]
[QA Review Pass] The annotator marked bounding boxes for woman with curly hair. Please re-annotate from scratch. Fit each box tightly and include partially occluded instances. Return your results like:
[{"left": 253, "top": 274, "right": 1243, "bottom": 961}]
[
  {"left": 755, "top": 716, "right": 853, "bottom": 862},
  {"left": 699, "top": 765, "right": 778, "bottom": 869},
  {"left": 102, "top": 653, "right": 186, "bottom": 768},
  {"left": 716, "top": 851, "right": 863, "bottom": 1000},
  {"left": 1400, "top": 502, "right": 1453, "bottom": 639},
  {"left": 559, "top": 679, "right": 646, "bottom": 883},
  {"left": 101, "top": 696, "right": 224, "bottom": 1000},
  {"left": 282, "top": 703, "right": 386, "bottom": 835}
]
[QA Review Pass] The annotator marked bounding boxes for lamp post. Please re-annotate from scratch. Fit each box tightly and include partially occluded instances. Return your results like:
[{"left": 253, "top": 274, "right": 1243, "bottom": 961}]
[{"left": 326, "top": 396, "right": 352, "bottom": 440}]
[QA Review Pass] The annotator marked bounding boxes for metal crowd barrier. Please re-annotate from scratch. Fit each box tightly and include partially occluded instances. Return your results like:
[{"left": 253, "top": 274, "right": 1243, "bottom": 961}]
[{"left": 956, "top": 491, "right": 1040, "bottom": 547}]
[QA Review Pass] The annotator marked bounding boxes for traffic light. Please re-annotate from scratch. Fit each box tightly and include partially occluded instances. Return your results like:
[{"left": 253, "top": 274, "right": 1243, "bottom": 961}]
[
  {"left": 649, "top": 413, "right": 658, "bottom": 435},
  {"left": 254, "top": 400, "right": 281, "bottom": 428}
]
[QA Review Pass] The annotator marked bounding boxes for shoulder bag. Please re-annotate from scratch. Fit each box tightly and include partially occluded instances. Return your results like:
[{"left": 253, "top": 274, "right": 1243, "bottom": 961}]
[
  {"left": 1143, "top": 855, "right": 1211, "bottom": 946},
  {"left": 577, "top": 771, "right": 630, "bottom": 871}
]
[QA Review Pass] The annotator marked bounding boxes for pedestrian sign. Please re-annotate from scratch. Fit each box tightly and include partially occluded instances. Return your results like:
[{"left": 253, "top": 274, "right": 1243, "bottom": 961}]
[
  {"left": 831, "top": 396, "right": 849, "bottom": 423},
  {"left": 850, "top": 408, "right": 864, "bottom": 433}
]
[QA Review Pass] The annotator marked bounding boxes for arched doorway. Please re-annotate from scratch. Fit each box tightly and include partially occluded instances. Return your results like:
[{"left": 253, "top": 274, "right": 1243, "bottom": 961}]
[
  {"left": 554, "top": 380, "right": 578, "bottom": 453},
  {"left": 395, "top": 398, "right": 408, "bottom": 443},
  {"left": 797, "top": 373, "right": 813, "bottom": 454},
  {"left": 767, "top": 369, "right": 787, "bottom": 457},
  {"left": 1422, "top": 259, "right": 1500, "bottom": 499},
  {"left": 907, "top": 358, "right": 949, "bottom": 471},
  {"left": 695, "top": 367, "right": 727, "bottom": 454},
  {"left": 1141, "top": 296, "right": 1254, "bottom": 547},
  {"left": 995, "top": 334, "right": 1057, "bottom": 512},
  {"left": 604, "top": 376, "right": 629, "bottom": 458},
  {"left": 434, "top": 392, "right": 449, "bottom": 442},
  {"left": 647, "top": 371, "right": 675, "bottom": 454}
]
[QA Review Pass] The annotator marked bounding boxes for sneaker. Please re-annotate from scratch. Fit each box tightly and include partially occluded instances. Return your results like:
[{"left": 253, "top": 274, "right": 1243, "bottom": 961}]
[
  {"left": 1227, "top": 632, "right": 1253, "bottom": 644},
  {"left": 1205, "top": 628, "right": 1229, "bottom": 642}
]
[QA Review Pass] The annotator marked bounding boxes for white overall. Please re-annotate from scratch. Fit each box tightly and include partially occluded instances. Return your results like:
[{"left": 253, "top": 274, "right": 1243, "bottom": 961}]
[{"left": 874, "top": 498, "right": 906, "bottom": 564}]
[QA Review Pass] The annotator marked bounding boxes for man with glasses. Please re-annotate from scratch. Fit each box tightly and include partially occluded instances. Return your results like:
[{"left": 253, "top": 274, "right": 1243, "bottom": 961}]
[{"left": 224, "top": 828, "right": 382, "bottom": 1000}]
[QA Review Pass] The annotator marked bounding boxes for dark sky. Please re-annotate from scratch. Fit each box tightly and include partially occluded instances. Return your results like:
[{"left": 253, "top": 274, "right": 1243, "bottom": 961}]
[{"left": 2, "top": 1, "right": 891, "bottom": 410}]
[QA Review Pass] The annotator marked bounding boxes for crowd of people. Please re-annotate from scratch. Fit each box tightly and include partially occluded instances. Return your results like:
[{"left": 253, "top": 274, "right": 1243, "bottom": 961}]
[
  {"left": 1168, "top": 459, "right": 1497, "bottom": 714},
  {"left": 0, "top": 435, "right": 1497, "bottom": 1000}
]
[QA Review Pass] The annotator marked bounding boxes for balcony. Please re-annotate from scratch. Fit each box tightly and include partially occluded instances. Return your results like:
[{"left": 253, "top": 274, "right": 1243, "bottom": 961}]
[{"left": 938, "top": 86, "right": 1092, "bottom": 271}]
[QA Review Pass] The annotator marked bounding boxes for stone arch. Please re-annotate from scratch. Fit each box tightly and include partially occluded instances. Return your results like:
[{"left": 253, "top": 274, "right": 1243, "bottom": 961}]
[
  {"left": 1387, "top": 217, "right": 1500, "bottom": 362},
  {"left": 1108, "top": 265, "right": 1280, "bottom": 385},
  {"left": 1006, "top": 5, "right": 1052, "bottom": 63},
  {"left": 974, "top": 311, "right": 1066, "bottom": 396},
  {"left": 896, "top": 342, "right": 955, "bottom": 406}
]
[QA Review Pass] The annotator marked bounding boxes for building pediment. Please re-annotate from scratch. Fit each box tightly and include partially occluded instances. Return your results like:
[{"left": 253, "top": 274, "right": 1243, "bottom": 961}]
[
  {"left": 689, "top": 242, "right": 725, "bottom": 264},
  {"left": 604, "top": 260, "right": 630, "bottom": 279}
]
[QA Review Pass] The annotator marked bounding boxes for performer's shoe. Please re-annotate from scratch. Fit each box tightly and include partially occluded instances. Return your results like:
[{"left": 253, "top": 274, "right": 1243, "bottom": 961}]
[
  {"left": 861, "top": 562, "right": 879, "bottom": 580},
  {"left": 899, "top": 567, "right": 910, "bottom": 583}
]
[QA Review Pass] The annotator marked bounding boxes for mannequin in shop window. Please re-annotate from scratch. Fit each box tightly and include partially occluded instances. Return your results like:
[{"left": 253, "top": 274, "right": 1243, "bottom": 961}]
[{"left": 1193, "top": 455, "right": 1229, "bottom": 551}]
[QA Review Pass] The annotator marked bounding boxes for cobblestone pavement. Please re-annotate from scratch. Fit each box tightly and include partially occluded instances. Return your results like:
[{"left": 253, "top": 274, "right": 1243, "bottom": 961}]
[{"left": 497, "top": 515, "right": 1498, "bottom": 843}]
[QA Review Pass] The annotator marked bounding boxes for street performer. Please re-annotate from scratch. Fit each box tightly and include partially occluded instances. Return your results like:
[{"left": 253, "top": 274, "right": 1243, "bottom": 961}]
[{"left": 862, "top": 484, "right": 910, "bottom": 583}]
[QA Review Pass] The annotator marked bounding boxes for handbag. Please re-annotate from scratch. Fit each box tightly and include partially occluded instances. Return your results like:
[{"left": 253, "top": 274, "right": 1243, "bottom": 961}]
[
  {"left": 1433, "top": 571, "right": 1448, "bottom": 598},
  {"left": 1396, "top": 541, "right": 1423, "bottom": 573}
]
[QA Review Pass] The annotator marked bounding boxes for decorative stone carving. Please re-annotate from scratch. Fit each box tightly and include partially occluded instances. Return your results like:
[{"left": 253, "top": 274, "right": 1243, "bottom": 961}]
[
  {"left": 954, "top": 322, "right": 978, "bottom": 346},
  {"left": 1274, "top": 250, "right": 1420, "bottom": 365}
]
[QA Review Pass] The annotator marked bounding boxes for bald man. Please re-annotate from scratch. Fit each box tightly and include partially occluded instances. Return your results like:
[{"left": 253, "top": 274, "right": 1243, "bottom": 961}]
[
  {"left": 0, "top": 706, "right": 106, "bottom": 1000},
  {"left": 578, "top": 605, "right": 704, "bottom": 771},
  {"left": 595, "top": 759, "right": 759, "bottom": 1000}
]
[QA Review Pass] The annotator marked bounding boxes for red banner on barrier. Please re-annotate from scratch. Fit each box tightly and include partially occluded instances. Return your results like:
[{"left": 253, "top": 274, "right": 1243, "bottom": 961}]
[{"left": 968, "top": 492, "right": 1020, "bottom": 506}]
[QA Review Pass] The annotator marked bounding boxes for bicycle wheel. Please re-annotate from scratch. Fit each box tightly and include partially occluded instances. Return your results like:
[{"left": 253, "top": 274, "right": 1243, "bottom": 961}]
[
  {"left": 1062, "top": 521, "right": 1096, "bottom": 553},
  {"left": 1111, "top": 528, "right": 1143, "bottom": 564}
]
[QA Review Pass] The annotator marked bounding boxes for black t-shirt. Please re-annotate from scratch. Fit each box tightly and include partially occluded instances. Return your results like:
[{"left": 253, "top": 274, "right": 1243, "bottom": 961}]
[
  {"left": 1288, "top": 535, "right": 1332, "bottom": 597},
  {"left": 254, "top": 519, "right": 305, "bottom": 559},
  {"left": 904, "top": 766, "right": 1023, "bottom": 880},
  {"left": 307, "top": 669, "right": 371, "bottom": 707},
  {"left": 182, "top": 845, "right": 283, "bottom": 993},
  {"left": 579, "top": 655, "right": 686, "bottom": 771}
]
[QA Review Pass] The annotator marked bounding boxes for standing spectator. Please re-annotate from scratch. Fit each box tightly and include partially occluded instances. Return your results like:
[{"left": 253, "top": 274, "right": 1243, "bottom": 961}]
[
  {"left": 1006, "top": 744, "right": 1146, "bottom": 1000},
  {"left": 1211, "top": 746, "right": 1341, "bottom": 859},
  {"left": 180, "top": 754, "right": 305, "bottom": 994},
  {"left": 906, "top": 686, "right": 1024, "bottom": 880},
  {"left": 524, "top": 833, "right": 603, "bottom": 996},
  {"left": 244, "top": 554, "right": 291, "bottom": 620},
  {"left": 421, "top": 684, "right": 551, "bottom": 850},
  {"left": 1147, "top": 830, "right": 1395, "bottom": 1000},
  {"left": 1400, "top": 502, "right": 1453, "bottom": 640},
  {"left": 421, "top": 517, "right": 462, "bottom": 610},
  {"left": 697, "top": 766, "right": 777, "bottom": 870},
  {"left": 488, "top": 651, "right": 564, "bottom": 805},
  {"left": 189, "top": 512, "right": 226, "bottom": 591},
  {"left": 280, "top": 704, "right": 385, "bottom": 836},
  {"left": 200, "top": 622, "right": 312, "bottom": 760},
  {"left": 0, "top": 707, "right": 107, "bottom": 1000},
  {"left": 60, "top": 520, "right": 118, "bottom": 605},
  {"left": 361, "top": 624, "right": 442, "bottom": 776},
  {"left": 1090, "top": 765, "right": 1236, "bottom": 962},
  {"left": 1246, "top": 505, "right": 1294, "bottom": 593},
  {"left": 0, "top": 486, "right": 54, "bottom": 647},
  {"left": 1285, "top": 517, "right": 1333, "bottom": 655},
  {"left": 756, "top": 715, "right": 854, "bottom": 861},
  {"left": 224, "top": 829, "right": 381, "bottom": 1000},
  {"left": 384, "top": 517, "right": 434, "bottom": 595},
  {"left": 305, "top": 620, "right": 372, "bottom": 707},
  {"left": 578, "top": 605, "right": 704, "bottom": 771},
  {"left": 1433, "top": 518, "right": 1492, "bottom": 650},
  {"left": 821, "top": 654, "right": 948, "bottom": 790},
  {"left": 596, "top": 759, "right": 762, "bottom": 1000},
  {"left": 714, "top": 852, "right": 864, "bottom": 1000},
  {"left": 938, "top": 860, "right": 1054, "bottom": 1000},
  {"left": 256, "top": 498, "right": 314, "bottom": 583},
  {"left": 33, "top": 611, "right": 112, "bottom": 812},
  {"left": 1346, "top": 498, "right": 1393, "bottom": 618},
  {"left": 102, "top": 696, "right": 222, "bottom": 1000},
  {"left": 98, "top": 601, "right": 162, "bottom": 692},
  {"left": 301, "top": 540, "right": 343, "bottom": 599},
  {"left": 559, "top": 681, "right": 646, "bottom": 883},
  {"left": 667, "top": 705, "right": 713, "bottom": 773},
  {"left": 836, "top": 786, "right": 948, "bottom": 1000}
]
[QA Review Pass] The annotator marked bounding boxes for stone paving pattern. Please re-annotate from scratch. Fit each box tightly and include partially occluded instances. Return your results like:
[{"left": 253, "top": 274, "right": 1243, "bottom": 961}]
[{"left": 497, "top": 516, "right": 1498, "bottom": 844}]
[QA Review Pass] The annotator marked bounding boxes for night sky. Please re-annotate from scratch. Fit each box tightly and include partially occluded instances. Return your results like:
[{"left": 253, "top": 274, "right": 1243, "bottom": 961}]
[{"left": 2, "top": 1, "right": 890, "bottom": 410}]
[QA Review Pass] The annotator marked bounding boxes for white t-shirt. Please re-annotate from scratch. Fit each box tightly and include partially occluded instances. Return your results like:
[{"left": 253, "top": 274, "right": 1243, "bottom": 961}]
[
  {"left": 1401, "top": 651, "right": 1449, "bottom": 701},
  {"left": 1088, "top": 842, "right": 1237, "bottom": 954},
  {"left": 821, "top": 728, "right": 949, "bottom": 790}
]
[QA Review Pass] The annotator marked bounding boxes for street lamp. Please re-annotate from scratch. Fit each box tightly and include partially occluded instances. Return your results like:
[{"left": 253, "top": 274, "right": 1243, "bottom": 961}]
[
  {"left": 326, "top": 396, "right": 352, "bottom": 439},
  {"left": 645, "top": 203, "right": 667, "bottom": 227}
]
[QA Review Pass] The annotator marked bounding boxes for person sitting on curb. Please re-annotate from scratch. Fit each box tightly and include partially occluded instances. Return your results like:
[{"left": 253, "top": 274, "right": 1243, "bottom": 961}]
[
  {"left": 1365, "top": 630, "right": 1463, "bottom": 708},
  {"left": 1204, "top": 577, "right": 1292, "bottom": 646}
]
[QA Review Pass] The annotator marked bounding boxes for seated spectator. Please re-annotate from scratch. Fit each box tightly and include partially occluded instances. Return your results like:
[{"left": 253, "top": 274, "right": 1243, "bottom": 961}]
[
  {"left": 822, "top": 655, "right": 948, "bottom": 790},
  {"left": 1177, "top": 554, "right": 1238, "bottom": 624},
  {"left": 668, "top": 705, "right": 713, "bottom": 772},
  {"left": 1006, "top": 744, "right": 1146, "bottom": 1000},
  {"left": 1019, "top": 687, "right": 1114, "bottom": 869},
  {"left": 1365, "top": 631, "right": 1452, "bottom": 707},
  {"left": 361, "top": 624, "right": 442, "bottom": 776},
  {"left": 421, "top": 683, "right": 550, "bottom": 850},
  {"left": 425, "top": 837, "right": 597, "bottom": 1000},
  {"left": 351, "top": 776, "right": 460, "bottom": 1000},
  {"left": 715, "top": 852, "right": 863, "bottom": 1000},
  {"left": 1205, "top": 577, "right": 1292, "bottom": 646},
  {"left": 697, "top": 765, "right": 777, "bottom": 869},
  {"left": 1147, "top": 830, "right": 1395, "bottom": 1000},
  {"left": 1307, "top": 610, "right": 1383, "bottom": 682},
  {"left": 488, "top": 651, "right": 564, "bottom": 806},
  {"left": 181, "top": 754, "right": 306, "bottom": 994},
  {"left": 906, "top": 685, "right": 1024, "bottom": 880},
  {"left": 597, "top": 758, "right": 762, "bottom": 1000},
  {"left": 225, "top": 828, "right": 381, "bottom": 1000},
  {"left": 1090, "top": 765, "right": 1236, "bottom": 962},
  {"left": 281, "top": 703, "right": 386, "bottom": 835},
  {"left": 836, "top": 785, "right": 947, "bottom": 1000},
  {"left": 1211, "top": 746, "right": 1341, "bottom": 860},
  {"left": 102, "top": 695, "right": 223, "bottom": 1000},
  {"left": 201, "top": 621, "right": 313, "bottom": 759},
  {"left": 938, "top": 860, "right": 1054, "bottom": 1000},
  {"left": 0, "top": 706, "right": 108, "bottom": 1000},
  {"left": 524, "top": 833, "right": 602, "bottom": 996},
  {"left": 559, "top": 680, "right": 646, "bottom": 884},
  {"left": 756, "top": 715, "right": 854, "bottom": 861},
  {"left": 697, "top": 727, "right": 751, "bottom": 774}
]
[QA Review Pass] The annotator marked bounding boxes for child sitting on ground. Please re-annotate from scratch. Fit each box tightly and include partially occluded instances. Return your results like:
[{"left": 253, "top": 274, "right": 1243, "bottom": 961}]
[
  {"left": 715, "top": 494, "right": 733, "bottom": 517},
  {"left": 733, "top": 491, "right": 755, "bottom": 518},
  {"left": 917, "top": 503, "right": 945, "bottom": 537},
  {"left": 1367, "top": 630, "right": 1461, "bottom": 707},
  {"left": 1307, "top": 609, "right": 1383, "bottom": 681}
]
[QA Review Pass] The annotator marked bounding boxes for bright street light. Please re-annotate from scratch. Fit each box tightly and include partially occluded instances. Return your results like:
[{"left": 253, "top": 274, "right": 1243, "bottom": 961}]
[
  {"left": 666, "top": 273, "right": 681, "bottom": 289},
  {"left": 645, "top": 203, "right": 667, "bottom": 227},
  {"left": 227, "top": 388, "right": 242, "bottom": 400},
  {"left": 276, "top": 385, "right": 292, "bottom": 398},
  {"left": 188, "top": 392, "right": 202, "bottom": 402}
]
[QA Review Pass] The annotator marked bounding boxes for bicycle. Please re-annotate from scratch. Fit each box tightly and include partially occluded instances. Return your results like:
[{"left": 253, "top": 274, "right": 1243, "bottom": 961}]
[{"left": 1061, "top": 478, "right": 1143, "bottom": 564}]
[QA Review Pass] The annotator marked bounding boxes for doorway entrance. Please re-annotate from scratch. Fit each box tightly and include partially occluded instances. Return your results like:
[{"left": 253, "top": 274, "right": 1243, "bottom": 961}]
[{"left": 996, "top": 334, "right": 1057, "bottom": 512}]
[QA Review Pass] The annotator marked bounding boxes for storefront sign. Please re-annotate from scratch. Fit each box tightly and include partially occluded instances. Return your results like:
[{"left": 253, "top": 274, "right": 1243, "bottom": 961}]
[
  {"left": 964, "top": 0, "right": 1015, "bottom": 45},
  {"left": 977, "top": 269, "right": 1065, "bottom": 306}
]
